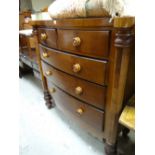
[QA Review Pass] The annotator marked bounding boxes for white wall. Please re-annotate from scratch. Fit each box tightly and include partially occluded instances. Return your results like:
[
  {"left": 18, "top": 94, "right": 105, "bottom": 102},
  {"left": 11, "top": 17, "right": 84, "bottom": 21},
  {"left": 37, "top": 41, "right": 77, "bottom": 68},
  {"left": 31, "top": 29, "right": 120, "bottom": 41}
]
[
  {"left": 20, "top": 0, "right": 33, "bottom": 11},
  {"left": 31, "top": 0, "right": 54, "bottom": 11}
]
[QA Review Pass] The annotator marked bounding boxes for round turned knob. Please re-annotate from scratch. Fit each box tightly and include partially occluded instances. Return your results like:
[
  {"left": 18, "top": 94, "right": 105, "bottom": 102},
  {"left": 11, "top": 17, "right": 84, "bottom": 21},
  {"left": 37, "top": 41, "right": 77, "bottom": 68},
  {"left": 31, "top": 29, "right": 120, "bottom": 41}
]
[
  {"left": 41, "top": 33, "right": 47, "bottom": 41},
  {"left": 73, "top": 37, "right": 81, "bottom": 47},
  {"left": 49, "top": 88, "right": 56, "bottom": 93},
  {"left": 42, "top": 52, "right": 48, "bottom": 58},
  {"left": 73, "top": 63, "right": 81, "bottom": 73},
  {"left": 75, "top": 86, "right": 83, "bottom": 95},
  {"left": 45, "top": 71, "right": 52, "bottom": 76},
  {"left": 76, "top": 108, "right": 84, "bottom": 115}
]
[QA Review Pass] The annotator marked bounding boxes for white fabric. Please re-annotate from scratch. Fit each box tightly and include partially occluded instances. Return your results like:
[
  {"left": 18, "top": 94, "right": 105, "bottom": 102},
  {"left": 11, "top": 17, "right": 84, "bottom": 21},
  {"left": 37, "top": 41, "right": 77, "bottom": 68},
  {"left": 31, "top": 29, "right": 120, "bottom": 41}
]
[
  {"left": 19, "top": 29, "right": 33, "bottom": 36},
  {"left": 48, "top": 0, "right": 88, "bottom": 18},
  {"left": 48, "top": 0, "right": 135, "bottom": 19}
]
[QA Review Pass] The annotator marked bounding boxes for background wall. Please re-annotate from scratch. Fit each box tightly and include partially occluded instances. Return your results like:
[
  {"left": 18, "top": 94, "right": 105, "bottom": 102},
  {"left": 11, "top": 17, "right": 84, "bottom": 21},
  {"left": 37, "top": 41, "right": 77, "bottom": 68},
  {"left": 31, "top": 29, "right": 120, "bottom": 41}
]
[
  {"left": 20, "top": 0, "right": 33, "bottom": 11},
  {"left": 31, "top": 0, "right": 54, "bottom": 12},
  {"left": 20, "top": 0, "right": 54, "bottom": 12}
]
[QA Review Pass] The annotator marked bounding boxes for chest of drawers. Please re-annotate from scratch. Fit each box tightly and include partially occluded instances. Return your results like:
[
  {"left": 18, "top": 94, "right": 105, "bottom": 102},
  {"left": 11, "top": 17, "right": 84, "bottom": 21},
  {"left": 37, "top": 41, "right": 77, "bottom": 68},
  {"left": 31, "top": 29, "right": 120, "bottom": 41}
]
[{"left": 31, "top": 17, "right": 135, "bottom": 155}]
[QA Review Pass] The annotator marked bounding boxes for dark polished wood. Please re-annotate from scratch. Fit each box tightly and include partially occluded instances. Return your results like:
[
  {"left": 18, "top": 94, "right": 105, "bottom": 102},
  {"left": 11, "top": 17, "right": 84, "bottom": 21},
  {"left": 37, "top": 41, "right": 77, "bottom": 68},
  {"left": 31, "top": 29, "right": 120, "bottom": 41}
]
[
  {"left": 57, "top": 29, "right": 110, "bottom": 59},
  {"left": 33, "top": 28, "right": 55, "bottom": 108},
  {"left": 38, "top": 28, "right": 57, "bottom": 48},
  {"left": 42, "top": 61, "right": 106, "bottom": 110},
  {"left": 44, "top": 90, "right": 54, "bottom": 109},
  {"left": 31, "top": 17, "right": 135, "bottom": 155},
  {"left": 40, "top": 45, "right": 108, "bottom": 85},
  {"left": 103, "top": 18, "right": 135, "bottom": 154},
  {"left": 47, "top": 81, "right": 104, "bottom": 131},
  {"left": 31, "top": 17, "right": 113, "bottom": 28}
]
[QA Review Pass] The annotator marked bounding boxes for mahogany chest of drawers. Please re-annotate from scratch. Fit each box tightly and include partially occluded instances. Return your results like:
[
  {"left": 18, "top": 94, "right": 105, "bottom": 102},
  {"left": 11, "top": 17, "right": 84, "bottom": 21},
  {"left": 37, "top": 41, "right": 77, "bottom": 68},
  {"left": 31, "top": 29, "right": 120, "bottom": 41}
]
[{"left": 31, "top": 17, "right": 135, "bottom": 155}]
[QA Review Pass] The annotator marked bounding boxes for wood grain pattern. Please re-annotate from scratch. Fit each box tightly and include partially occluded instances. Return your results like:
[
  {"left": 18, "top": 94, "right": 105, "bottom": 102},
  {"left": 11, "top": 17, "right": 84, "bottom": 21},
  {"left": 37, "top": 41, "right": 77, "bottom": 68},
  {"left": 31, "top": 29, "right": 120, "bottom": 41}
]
[
  {"left": 114, "top": 17, "right": 135, "bottom": 28},
  {"left": 40, "top": 45, "right": 108, "bottom": 85},
  {"left": 40, "top": 46, "right": 107, "bottom": 85},
  {"left": 31, "top": 17, "right": 113, "bottom": 28},
  {"left": 38, "top": 28, "right": 57, "bottom": 48},
  {"left": 42, "top": 61, "right": 106, "bottom": 110},
  {"left": 104, "top": 26, "right": 134, "bottom": 147},
  {"left": 58, "top": 29, "right": 110, "bottom": 59},
  {"left": 32, "top": 28, "right": 54, "bottom": 108},
  {"left": 47, "top": 81, "right": 105, "bottom": 131},
  {"left": 31, "top": 17, "right": 135, "bottom": 154}
]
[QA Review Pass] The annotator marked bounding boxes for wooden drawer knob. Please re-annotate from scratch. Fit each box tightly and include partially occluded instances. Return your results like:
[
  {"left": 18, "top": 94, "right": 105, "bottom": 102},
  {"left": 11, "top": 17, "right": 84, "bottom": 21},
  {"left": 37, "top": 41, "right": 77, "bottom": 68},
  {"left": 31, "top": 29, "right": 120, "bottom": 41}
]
[
  {"left": 75, "top": 86, "right": 83, "bottom": 95},
  {"left": 42, "top": 52, "right": 48, "bottom": 58},
  {"left": 41, "top": 33, "right": 47, "bottom": 41},
  {"left": 45, "top": 71, "right": 52, "bottom": 76},
  {"left": 49, "top": 88, "right": 56, "bottom": 93},
  {"left": 73, "top": 37, "right": 81, "bottom": 47},
  {"left": 76, "top": 108, "right": 84, "bottom": 115},
  {"left": 73, "top": 63, "right": 81, "bottom": 73}
]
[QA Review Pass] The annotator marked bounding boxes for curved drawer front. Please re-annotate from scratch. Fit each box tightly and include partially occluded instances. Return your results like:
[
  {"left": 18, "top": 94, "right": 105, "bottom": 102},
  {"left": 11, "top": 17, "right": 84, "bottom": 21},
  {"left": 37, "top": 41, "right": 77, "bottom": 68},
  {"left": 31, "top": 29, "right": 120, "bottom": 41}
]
[
  {"left": 40, "top": 46, "right": 108, "bottom": 85},
  {"left": 47, "top": 81, "right": 104, "bottom": 131},
  {"left": 57, "top": 30, "right": 110, "bottom": 59},
  {"left": 38, "top": 28, "right": 57, "bottom": 48},
  {"left": 42, "top": 61, "right": 106, "bottom": 110}
]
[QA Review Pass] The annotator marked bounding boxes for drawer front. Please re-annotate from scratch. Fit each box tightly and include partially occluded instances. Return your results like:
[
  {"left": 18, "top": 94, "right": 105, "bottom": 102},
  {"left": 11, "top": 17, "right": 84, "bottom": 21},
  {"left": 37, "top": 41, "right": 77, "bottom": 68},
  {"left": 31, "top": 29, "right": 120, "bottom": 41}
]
[
  {"left": 48, "top": 81, "right": 104, "bottom": 131},
  {"left": 38, "top": 28, "right": 57, "bottom": 48},
  {"left": 42, "top": 61, "right": 106, "bottom": 110},
  {"left": 58, "top": 30, "right": 110, "bottom": 59},
  {"left": 40, "top": 46, "right": 108, "bottom": 85}
]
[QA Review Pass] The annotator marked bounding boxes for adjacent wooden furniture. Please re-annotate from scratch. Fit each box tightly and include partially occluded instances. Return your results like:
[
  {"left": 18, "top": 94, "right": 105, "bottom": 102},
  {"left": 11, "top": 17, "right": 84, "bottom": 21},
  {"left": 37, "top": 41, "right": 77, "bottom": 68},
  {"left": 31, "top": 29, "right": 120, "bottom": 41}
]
[
  {"left": 19, "top": 30, "right": 41, "bottom": 79},
  {"left": 19, "top": 11, "right": 32, "bottom": 30},
  {"left": 19, "top": 11, "right": 41, "bottom": 79},
  {"left": 119, "top": 95, "right": 135, "bottom": 138},
  {"left": 31, "top": 17, "right": 135, "bottom": 155}
]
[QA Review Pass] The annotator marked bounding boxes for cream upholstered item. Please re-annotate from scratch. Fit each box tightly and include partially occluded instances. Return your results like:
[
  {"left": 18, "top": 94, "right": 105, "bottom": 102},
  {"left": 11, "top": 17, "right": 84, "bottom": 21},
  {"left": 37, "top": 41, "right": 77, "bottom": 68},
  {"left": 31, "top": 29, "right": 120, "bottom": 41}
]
[{"left": 48, "top": 0, "right": 135, "bottom": 19}]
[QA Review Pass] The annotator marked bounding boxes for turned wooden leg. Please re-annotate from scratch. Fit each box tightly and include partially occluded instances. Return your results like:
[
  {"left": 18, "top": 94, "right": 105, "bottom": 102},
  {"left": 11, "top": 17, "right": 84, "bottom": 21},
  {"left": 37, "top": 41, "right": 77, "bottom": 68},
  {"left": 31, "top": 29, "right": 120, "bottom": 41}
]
[
  {"left": 105, "top": 142, "right": 117, "bottom": 155},
  {"left": 44, "top": 90, "right": 55, "bottom": 109}
]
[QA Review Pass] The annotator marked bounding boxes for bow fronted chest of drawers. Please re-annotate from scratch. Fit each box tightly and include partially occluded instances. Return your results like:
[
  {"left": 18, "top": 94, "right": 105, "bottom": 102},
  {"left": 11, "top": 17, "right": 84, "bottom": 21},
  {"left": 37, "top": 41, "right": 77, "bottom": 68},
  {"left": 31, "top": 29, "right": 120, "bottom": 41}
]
[{"left": 31, "top": 17, "right": 135, "bottom": 154}]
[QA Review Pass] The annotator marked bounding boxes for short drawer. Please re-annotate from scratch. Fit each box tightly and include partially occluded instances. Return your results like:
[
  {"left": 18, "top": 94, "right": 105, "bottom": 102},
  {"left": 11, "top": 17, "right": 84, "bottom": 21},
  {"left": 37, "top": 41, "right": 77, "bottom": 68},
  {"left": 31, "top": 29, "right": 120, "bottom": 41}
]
[
  {"left": 40, "top": 45, "right": 108, "bottom": 85},
  {"left": 57, "top": 30, "right": 110, "bottom": 59},
  {"left": 38, "top": 28, "right": 57, "bottom": 48},
  {"left": 42, "top": 61, "right": 106, "bottom": 110},
  {"left": 48, "top": 81, "right": 104, "bottom": 131}
]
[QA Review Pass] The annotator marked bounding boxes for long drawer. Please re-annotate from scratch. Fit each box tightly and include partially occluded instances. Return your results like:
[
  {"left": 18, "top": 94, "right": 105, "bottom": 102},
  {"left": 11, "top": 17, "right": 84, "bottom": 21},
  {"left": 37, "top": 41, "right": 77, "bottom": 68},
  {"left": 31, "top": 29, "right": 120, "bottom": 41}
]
[
  {"left": 40, "top": 45, "right": 108, "bottom": 85},
  {"left": 47, "top": 81, "right": 104, "bottom": 131},
  {"left": 42, "top": 61, "right": 106, "bottom": 110},
  {"left": 57, "top": 29, "right": 110, "bottom": 59}
]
